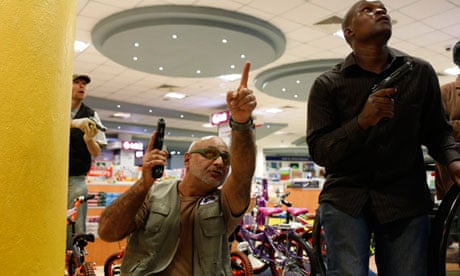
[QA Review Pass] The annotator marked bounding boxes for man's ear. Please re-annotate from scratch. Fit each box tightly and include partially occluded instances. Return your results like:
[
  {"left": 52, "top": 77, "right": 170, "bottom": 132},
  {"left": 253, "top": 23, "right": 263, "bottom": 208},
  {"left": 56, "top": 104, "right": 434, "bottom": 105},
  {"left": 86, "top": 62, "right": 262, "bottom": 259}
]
[
  {"left": 183, "top": 152, "right": 191, "bottom": 168},
  {"left": 343, "top": 27, "right": 353, "bottom": 41}
]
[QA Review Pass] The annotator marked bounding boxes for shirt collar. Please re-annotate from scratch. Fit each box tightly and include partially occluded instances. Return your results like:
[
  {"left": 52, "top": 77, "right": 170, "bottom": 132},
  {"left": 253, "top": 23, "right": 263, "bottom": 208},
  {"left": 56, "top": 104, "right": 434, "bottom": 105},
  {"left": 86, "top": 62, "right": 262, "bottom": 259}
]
[{"left": 340, "top": 47, "right": 407, "bottom": 73}]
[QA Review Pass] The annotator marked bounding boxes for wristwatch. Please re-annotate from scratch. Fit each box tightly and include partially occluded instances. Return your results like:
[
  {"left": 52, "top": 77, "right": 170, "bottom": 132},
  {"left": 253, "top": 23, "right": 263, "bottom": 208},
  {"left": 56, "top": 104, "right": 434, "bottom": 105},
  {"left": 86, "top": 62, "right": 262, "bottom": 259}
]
[{"left": 229, "top": 116, "right": 254, "bottom": 131}]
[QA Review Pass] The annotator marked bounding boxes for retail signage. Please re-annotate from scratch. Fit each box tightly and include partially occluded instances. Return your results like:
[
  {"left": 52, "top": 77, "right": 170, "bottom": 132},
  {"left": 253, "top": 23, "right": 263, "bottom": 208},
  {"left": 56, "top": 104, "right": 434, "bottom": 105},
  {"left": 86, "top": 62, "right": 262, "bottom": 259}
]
[
  {"left": 210, "top": 110, "right": 230, "bottom": 126},
  {"left": 122, "top": 141, "right": 144, "bottom": 151}
]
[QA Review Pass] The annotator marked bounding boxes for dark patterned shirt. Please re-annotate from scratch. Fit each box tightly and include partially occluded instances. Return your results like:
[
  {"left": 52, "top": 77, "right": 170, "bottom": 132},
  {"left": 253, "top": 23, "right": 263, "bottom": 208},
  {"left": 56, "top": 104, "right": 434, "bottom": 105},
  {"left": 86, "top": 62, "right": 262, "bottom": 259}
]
[{"left": 307, "top": 48, "right": 460, "bottom": 224}]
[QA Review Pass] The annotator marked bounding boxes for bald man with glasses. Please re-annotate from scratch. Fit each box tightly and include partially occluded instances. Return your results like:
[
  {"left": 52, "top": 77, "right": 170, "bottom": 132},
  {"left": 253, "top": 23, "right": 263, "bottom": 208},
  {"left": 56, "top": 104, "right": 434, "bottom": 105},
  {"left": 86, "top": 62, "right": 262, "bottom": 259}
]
[{"left": 97, "top": 62, "right": 257, "bottom": 276}]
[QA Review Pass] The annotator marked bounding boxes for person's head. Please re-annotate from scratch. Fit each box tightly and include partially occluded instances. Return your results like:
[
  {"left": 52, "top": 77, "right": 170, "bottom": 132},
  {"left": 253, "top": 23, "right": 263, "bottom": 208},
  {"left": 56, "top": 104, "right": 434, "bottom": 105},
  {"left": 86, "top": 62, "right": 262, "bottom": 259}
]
[
  {"left": 184, "top": 136, "right": 230, "bottom": 192},
  {"left": 72, "top": 74, "right": 91, "bottom": 102},
  {"left": 342, "top": 0, "right": 391, "bottom": 47},
  {"left": 453, "top": 41, "right": 460, "bottom": 67}
]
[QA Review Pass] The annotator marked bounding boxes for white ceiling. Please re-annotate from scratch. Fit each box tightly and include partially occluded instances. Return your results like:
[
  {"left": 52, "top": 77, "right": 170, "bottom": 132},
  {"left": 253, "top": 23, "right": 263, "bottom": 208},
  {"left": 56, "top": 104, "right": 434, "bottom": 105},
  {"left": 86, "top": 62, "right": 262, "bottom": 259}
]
[{"left": 74, "top": 0, "right": 460, "bottom": 153}]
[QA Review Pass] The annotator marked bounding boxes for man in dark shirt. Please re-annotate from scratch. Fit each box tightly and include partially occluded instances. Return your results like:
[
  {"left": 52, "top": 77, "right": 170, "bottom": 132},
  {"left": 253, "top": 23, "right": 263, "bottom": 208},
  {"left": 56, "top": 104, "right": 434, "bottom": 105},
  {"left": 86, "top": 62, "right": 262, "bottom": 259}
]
[
  {"left": 307, "top": 1, "right": 460, "bottom": 275},
  {"left": 67, "top": 74, "right": 107, "bottom": 250}
]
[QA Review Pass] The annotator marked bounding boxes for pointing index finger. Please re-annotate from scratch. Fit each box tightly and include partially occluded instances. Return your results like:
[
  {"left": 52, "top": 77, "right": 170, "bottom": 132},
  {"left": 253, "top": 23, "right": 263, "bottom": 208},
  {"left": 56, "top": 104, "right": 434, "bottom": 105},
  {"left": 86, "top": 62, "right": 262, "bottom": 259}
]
[{"left": 239, "top": 61, "right": 251, "bottom": 89}]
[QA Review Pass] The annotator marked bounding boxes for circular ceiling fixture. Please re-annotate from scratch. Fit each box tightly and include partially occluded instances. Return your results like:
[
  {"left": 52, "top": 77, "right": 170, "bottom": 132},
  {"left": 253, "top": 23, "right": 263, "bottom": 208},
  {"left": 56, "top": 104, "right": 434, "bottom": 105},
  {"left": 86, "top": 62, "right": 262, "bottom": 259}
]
[
  {"left": 92, "top": 5, "right": 286, "bottom": 78},
  {"left": 254, "top": 59, "right": 343, "bottom": 102}
]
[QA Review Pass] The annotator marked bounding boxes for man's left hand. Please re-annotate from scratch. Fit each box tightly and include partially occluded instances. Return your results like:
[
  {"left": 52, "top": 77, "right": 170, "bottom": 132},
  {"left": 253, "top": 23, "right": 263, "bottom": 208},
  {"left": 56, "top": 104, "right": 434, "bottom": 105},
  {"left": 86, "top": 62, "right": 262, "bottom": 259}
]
[{"left": 226, "top": 61, "right": 257, "bottom": 123}]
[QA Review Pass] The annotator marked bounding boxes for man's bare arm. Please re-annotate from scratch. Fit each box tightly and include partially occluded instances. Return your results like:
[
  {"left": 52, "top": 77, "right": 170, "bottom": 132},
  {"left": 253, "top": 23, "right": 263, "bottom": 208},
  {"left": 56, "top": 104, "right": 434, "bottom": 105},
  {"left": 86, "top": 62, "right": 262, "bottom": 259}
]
[
  {"left": 222, "top": 127, "right": 256, "bottom": 216},
  {"left": 97, "top": 179, "right": 150, "bottom": 242},
  {"left": 98, "top": 131, "right": 168, "bottom": 241},
  {"left": 222, "top": 61, "right": 257, "bottom": 216}
]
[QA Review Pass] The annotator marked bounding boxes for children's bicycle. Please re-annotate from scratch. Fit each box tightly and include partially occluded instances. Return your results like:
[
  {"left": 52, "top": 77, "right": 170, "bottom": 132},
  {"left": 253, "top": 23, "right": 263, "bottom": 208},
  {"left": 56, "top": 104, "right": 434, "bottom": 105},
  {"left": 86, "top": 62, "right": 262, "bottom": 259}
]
[
  {"left": 236, "top": 206, "right": 318, "bottom": 276},
  {"left": 66, "top": 194, "right": 97, "bottom": 276}
]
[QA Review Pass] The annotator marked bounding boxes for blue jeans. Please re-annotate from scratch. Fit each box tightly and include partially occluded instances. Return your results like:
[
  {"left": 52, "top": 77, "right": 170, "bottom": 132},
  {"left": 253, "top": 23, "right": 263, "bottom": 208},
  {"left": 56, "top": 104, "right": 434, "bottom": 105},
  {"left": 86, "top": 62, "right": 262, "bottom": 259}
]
[
  {"left": 67, "top": 175, "right": 88, "bottom": 250},
  {"left": 319, "top": 202, "right": 430, "bottom": 276}
]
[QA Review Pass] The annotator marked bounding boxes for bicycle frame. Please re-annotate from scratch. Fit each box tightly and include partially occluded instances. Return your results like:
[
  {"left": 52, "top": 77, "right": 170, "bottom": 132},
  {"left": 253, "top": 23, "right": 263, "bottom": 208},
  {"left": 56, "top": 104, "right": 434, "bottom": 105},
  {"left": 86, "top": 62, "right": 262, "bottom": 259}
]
[{"left": 238, "top": 215, "right": 316, "bottom": 275}]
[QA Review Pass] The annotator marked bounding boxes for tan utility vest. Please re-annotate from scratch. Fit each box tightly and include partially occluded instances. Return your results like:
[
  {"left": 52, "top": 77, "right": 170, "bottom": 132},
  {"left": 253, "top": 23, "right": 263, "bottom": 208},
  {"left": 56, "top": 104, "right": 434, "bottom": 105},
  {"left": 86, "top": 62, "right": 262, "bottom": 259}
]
[{"left": 121, "top": 180, "right": 232, "bottom": 275}]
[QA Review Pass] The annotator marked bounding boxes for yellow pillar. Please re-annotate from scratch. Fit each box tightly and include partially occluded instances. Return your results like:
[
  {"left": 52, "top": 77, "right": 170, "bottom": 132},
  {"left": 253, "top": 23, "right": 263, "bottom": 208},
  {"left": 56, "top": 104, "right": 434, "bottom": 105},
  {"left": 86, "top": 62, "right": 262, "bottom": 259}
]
[{"left": 0, "top": 1, "right": 76, "bottom": 274}]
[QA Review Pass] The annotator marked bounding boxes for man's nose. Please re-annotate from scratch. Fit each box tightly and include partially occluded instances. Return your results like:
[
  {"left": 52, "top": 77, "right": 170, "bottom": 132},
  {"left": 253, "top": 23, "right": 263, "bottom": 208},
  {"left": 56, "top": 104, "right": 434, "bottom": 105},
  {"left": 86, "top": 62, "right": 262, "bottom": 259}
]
[{"left": 375, "top": 8, "right": 386, "bottom": 15}]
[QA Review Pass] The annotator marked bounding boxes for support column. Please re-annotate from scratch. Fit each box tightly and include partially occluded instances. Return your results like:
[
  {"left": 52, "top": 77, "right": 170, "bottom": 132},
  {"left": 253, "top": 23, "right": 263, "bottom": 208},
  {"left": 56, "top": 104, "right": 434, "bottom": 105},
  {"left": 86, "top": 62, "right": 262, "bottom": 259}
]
[{"left": 0, "top": 1, "right": 76, "bottom": 274}]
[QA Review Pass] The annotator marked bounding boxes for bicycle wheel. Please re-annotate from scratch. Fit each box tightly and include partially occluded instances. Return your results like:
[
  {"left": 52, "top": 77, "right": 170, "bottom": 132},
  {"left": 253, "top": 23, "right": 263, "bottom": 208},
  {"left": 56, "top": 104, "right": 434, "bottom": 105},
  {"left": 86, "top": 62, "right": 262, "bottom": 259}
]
[
  {"left": 104, "top": 252, "right": 123, "bottom": 276},
  {"left": 67, "top": 252, "right": 77, "bottom": 276},
  {"left": 231, "top": 249, "right": 254, "bottom": 276},
  {"left": 272, "top": 233, "right": 317, "bottom": 276}
]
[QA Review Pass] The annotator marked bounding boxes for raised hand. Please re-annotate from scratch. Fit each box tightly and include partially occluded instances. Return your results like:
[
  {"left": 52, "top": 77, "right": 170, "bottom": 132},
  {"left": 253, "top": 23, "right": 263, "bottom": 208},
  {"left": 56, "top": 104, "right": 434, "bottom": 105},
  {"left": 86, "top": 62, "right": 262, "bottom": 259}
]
[
  {"left": 226, "top": 61, "right": 257, "bottom": 123},
  {"left": 141, "top": 131, "right": 168, "bottom": 187}
]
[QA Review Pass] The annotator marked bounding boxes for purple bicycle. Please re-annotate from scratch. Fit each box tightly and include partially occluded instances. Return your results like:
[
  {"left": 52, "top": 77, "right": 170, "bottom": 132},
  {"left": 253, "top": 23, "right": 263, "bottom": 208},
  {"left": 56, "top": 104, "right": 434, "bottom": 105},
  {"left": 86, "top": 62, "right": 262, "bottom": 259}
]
[{"left": 235, "top": 205, "right": 319, "bottom": 276}]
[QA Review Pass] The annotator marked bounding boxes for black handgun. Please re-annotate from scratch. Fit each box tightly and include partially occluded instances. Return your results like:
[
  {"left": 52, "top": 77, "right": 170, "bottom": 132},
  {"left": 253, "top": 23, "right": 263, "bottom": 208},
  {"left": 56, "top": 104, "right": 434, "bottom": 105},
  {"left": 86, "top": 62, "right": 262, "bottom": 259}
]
[
  {"left": 152, "top": 118, "right": 166, "bottom": 178},
  {"left": 371, "top": 60, "right": 413, "bottom": 93},
  {"left": 89, "top": 116, "right": 107, "bottom": 132}
]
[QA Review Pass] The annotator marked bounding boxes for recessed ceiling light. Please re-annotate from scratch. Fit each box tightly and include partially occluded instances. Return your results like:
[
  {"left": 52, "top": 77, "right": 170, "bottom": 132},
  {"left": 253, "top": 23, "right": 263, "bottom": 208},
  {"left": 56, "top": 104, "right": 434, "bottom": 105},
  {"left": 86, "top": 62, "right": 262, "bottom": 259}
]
[
  {"left": 116, "top": 104, "right": 121, "bottom": 108},
  {"left": 74, "top": 40, "right": 89, "bottom": 52},
  {"left": 296, "top": 80, "right": 301, "bottom": 84},
  {"left": 240, "top": 54, "right": 246, "bottom": 59},
  {"left": 219, "top": 74, "right": 241, "bottom": 81},
  {"left": 444, "top": 66, "right": 460, "bottom": 76},
  {"left": 222, "top": 39, "right": 228, "bottom": 43},
  {"left": 134, "top": 42, "right": 140, "bottom": 47},
  {"left": 172, "top": 34, "right": 178, "bottom": 39},
  {"left": 133, "top": 56, "right": 138, "bottom": 61},
  {"left": 158, "top": 66, "right": 164, "bottom": 71},
  {"left": 333, "top": 30, "right": 344, "bottom": 39},
  {"left": 230, "top": 64, "right": 235, "bottom": 69},
  {"left": 164, "top": 92, "right": 187, "bottom": 99},
  {"left": 281, "top": 88, "right": 286, "bottom": 92},
  {"left": 294, "top": 94, "right": 299, "bottom": 98},
  {"left": 266, "top": 108, "right": 283, "bottom": 114},
  {"left": 180, "top": 114, "right": 184, "bottom": 118},
  {"left": 196, "top": 70, "right": 201, "bottom": 74},
  {"left": 202, "top": 123, "right": 214, "bottom": 128},
  {"left": 112, "top": 112, "right": 131, "bottom": 119}
]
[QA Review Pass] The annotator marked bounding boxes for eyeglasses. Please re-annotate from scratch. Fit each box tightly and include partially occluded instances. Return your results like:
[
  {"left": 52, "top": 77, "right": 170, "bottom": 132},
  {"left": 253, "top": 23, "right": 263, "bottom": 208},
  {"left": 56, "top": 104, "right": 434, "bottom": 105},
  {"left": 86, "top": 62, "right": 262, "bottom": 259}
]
[{"left": 189, "top": 147, "right": 230, "bottom": 166}]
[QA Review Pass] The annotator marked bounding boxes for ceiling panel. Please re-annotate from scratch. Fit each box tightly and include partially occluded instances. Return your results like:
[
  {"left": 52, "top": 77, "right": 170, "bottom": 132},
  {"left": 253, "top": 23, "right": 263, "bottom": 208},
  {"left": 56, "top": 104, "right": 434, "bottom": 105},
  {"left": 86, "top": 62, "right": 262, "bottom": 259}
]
[{"left": 74, "top": 0, "right": 460, "bottom": 154}]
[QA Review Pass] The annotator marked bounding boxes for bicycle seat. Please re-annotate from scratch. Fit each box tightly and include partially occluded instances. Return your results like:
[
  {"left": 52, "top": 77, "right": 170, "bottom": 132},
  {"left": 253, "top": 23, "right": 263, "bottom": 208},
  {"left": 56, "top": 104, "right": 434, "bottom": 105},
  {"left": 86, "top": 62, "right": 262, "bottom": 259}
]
[
  {"left": 258, "top": 207, "right": 283, "bottom": 216},
  {"left": 287, "top": 207, "right": 308, "bottom": 216},
  {"left": 74, "top": 233, "right": 95, "bottom": 243}
]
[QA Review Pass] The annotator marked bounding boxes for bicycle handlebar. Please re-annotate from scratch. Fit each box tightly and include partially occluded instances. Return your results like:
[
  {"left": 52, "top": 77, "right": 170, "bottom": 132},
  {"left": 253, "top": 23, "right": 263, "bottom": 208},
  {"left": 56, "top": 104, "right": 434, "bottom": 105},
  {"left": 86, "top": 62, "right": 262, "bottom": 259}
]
[
  {"left": 67, "top": 194, "right": 96, "bottom": 224},
  {"left": 74, "top": 194, "right": 95, "bottom": 203}
]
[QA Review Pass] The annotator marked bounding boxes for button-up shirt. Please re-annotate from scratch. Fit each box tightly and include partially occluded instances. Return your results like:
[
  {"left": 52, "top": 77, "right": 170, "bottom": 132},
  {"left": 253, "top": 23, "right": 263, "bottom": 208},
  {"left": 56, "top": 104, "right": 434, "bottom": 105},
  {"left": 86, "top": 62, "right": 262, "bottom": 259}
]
[{"left": 307, "top": 48, "right": 460, "bottom": 223}]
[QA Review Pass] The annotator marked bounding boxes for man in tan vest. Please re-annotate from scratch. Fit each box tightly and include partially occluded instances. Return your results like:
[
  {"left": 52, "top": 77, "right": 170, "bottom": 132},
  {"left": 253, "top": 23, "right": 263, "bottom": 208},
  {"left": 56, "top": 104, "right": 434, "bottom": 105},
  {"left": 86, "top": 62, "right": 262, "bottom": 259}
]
[{"left": 435, "top": 40, "right": 460, "bottom": 200}]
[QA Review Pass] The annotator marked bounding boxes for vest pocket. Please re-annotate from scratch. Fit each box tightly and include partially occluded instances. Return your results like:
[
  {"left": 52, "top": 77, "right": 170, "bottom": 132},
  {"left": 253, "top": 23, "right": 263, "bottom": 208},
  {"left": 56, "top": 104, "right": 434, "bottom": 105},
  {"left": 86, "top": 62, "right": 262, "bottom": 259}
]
[
  {"left": 145, "top": 202, "right": 170, "bottom": 233},
  {"left": 200, "top": 213, "right": 226, "bottom": 236}
]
